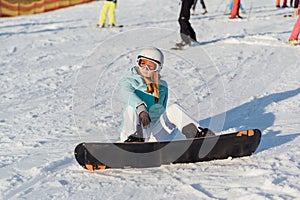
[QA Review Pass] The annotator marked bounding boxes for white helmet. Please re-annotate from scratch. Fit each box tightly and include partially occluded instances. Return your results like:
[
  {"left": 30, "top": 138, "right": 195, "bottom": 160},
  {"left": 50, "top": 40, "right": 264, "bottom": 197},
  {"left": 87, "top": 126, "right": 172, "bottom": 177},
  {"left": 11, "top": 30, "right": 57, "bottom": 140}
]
[{"left": 136, "top": 47, "right": 164, "bottom": 66}]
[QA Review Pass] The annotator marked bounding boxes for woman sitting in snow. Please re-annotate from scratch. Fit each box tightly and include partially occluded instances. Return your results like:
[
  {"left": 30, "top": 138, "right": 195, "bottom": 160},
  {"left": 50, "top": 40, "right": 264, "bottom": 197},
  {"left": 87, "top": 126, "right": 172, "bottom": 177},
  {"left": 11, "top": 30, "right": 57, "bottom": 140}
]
[{"left": 119, "top": 47, "right": 214, "bottom": 142}]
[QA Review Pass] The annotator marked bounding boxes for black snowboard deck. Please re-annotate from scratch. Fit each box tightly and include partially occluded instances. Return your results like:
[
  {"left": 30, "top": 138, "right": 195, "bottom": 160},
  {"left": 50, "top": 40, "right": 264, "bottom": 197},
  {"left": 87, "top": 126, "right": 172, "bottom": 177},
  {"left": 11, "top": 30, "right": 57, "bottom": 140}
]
[{"left": 74, "top": 129, "right": 261, "bottom": 170}]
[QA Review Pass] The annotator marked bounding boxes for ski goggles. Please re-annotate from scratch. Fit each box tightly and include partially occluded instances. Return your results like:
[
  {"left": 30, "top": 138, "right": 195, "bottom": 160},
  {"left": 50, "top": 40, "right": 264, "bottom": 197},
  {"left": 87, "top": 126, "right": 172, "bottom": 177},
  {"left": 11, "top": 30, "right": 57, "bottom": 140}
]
[{"left": 137, "top": 57, "right": 162, "bottom": 72}]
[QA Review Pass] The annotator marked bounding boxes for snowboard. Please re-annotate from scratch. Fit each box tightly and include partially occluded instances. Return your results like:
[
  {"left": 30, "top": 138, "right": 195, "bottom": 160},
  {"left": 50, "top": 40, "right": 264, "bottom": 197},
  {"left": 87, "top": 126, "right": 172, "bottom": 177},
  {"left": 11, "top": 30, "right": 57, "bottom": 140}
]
[
  {"left": 171, "top": 41, "right": 201, "bottom": 50},
  {"left": 170, "top": 46, "right": 187, "bottom": 50},
  {"left": 95, "top": 24, "right": 124, "bottom": 29},
  {"left": 74, "top": 129, "right": 261, "bottom": 170}
]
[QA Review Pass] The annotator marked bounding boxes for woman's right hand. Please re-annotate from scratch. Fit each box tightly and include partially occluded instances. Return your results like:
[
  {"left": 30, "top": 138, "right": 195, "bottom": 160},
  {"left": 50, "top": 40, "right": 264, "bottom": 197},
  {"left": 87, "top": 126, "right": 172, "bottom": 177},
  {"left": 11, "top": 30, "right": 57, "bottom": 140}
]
[{"left": 139, "top": 111, "right": 151, "bottom": 128}]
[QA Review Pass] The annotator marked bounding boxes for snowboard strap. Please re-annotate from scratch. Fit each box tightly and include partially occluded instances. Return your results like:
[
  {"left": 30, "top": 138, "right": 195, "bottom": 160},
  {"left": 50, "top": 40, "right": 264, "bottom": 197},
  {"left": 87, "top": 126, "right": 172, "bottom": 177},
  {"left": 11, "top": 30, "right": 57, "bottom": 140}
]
[
  {"left": 85, "top": 164, "right": 106, "bottom": 171},
  {"left": 236, "top": 130, "right": 254, "bottom": 137}
]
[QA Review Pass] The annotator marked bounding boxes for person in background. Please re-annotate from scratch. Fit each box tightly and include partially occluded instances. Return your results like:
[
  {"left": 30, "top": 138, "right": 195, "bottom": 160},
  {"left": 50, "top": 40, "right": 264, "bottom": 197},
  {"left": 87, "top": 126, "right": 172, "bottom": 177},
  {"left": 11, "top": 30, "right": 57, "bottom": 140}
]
[
  {"left": 229, "top": 0, "right": 245, "bottom": 14},
  {"left": 276, "top": 0, "right": 288, "bottom": 8},
  {"left": 191, "top": 0, "right": 208, "bottom": 15},
  {"left": 176, "top": 0, "right": 197, "bottom": 48},
  {"left": 284, "top": 0, "right": 299, "bottom": 16},
  {"left": 230, "top": 0, "right": 243, "bottom": 19},
  {"left": 97, "top": 0, "right": 117, "bottom": 28},
  {"left": 289, "top": 2, "right": 300, "bottom": 45}
]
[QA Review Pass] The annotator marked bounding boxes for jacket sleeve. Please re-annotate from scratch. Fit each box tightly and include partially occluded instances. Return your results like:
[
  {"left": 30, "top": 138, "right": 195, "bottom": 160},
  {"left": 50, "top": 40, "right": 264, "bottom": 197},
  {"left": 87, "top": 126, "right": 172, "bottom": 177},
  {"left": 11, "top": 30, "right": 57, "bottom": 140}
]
[{"left": 120, "top": 77, "right": 145, "bottom": 110}]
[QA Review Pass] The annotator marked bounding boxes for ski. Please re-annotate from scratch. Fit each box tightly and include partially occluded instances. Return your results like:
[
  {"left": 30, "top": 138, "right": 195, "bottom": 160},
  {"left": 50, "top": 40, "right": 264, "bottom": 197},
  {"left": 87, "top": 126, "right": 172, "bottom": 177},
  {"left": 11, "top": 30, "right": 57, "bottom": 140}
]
[{"left": 74, "top": 129, "right": 261, "bottom": 170}]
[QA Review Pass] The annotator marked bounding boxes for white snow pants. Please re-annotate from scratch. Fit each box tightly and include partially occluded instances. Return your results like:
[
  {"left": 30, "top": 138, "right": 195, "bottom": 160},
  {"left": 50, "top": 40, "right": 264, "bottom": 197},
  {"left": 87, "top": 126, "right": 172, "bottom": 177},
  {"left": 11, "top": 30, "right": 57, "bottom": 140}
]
[{"left": 120, "top": 104, "right": 200, "bottom": 142}]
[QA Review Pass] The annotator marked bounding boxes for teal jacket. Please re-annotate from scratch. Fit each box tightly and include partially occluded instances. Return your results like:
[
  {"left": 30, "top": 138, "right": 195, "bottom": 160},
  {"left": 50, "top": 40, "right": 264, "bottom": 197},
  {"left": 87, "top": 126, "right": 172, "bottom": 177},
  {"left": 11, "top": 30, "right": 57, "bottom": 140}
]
[{"left": 120, "top": 67, "right": 168, "bottom": 125}]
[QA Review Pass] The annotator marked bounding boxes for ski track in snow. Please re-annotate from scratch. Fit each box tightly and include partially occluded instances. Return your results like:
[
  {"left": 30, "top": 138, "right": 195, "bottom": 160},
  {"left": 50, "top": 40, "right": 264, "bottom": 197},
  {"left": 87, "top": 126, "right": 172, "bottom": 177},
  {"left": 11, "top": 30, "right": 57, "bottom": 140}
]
[
  {"left": 3, "top": 156, "right": 74, "bottom": 199},
  {"left": 0, "top": 0, "right": 300, "bottom": 199}
]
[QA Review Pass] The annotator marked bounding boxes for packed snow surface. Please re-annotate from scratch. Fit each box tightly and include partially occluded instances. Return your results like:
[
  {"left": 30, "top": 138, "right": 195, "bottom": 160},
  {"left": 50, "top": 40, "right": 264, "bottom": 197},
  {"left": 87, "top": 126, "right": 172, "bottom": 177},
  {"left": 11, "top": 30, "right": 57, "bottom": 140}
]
[{"left": 0, "top": 0, "right": 299, "bottom": 199}]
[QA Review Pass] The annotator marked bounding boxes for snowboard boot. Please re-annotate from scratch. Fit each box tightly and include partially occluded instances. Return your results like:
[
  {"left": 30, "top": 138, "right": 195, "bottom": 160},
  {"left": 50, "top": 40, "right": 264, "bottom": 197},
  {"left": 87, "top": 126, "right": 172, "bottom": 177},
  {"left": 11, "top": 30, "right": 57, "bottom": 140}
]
[
  {"left": 197, "top": 127, "right": 215, "bottom": 137},
  {"left": 230, "top": 15, "right": 243, "bottom": 19},
  {"left": 175, "top": 40, "right": 191, "bottom": 48},
  {"left": 124, "top": 124, "right": 145, "bottom": 142},
  {"left": 96, "top": 24, "right": 105, "bottom": 28},
  {"left": 124, "top": 133, "right": 145, "bottom": 142},
  {"left": 191, "top": 8, "right": 195, "bottom": 15},
  {"left": 182, "top": 123, "right": 215, "bottom": 139}
]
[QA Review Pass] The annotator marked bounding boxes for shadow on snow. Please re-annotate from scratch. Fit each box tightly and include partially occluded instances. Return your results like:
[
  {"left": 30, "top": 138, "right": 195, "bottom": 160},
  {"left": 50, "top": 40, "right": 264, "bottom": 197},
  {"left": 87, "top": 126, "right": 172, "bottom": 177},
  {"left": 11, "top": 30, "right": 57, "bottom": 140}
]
[{"left": 200, "top": 87, "right": 300, "bottom": 153}]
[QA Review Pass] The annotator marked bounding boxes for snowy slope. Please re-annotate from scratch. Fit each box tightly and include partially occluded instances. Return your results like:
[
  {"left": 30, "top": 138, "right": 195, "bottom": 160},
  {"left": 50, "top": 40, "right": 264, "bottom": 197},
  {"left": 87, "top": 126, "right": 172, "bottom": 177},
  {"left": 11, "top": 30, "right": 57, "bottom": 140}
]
[{"left": 0, "top": 0, "right": 299, "bottom": 199}]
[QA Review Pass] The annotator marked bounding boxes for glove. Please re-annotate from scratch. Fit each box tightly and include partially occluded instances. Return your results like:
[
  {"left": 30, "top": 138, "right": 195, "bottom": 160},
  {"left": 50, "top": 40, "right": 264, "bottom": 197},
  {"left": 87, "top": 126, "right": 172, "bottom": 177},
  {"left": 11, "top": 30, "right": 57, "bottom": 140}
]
[{"left": 139, "top": 111, "right": 151, "bottom": 128}]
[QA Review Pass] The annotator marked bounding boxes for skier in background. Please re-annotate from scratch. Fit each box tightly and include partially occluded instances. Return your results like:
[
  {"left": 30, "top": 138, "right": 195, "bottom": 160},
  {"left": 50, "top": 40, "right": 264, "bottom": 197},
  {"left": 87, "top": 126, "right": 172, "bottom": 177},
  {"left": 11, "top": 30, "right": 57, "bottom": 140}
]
[
  {"left": 191, "top": 0, "right": 208, "bottom": 15},
  {"left": 120, "top": 47, "right": 214, "bottom": 142},
  {"left": 176, "top": 0, "right": 197, "bottom": 48},
  {"left": 230, "top": 0, "right": 243, "bottom": 19},
  {"left": 276, "top": 0, "right": 288, "bottom": 7},
  {"left": 289, "top": 2, "right": 300, "bottom": 45},
  {"left": 97, "top": 0, "right": 117, "bottom": 28},
  {"left": 229, "top": 0, "right": 245, "bottom": 14}
]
